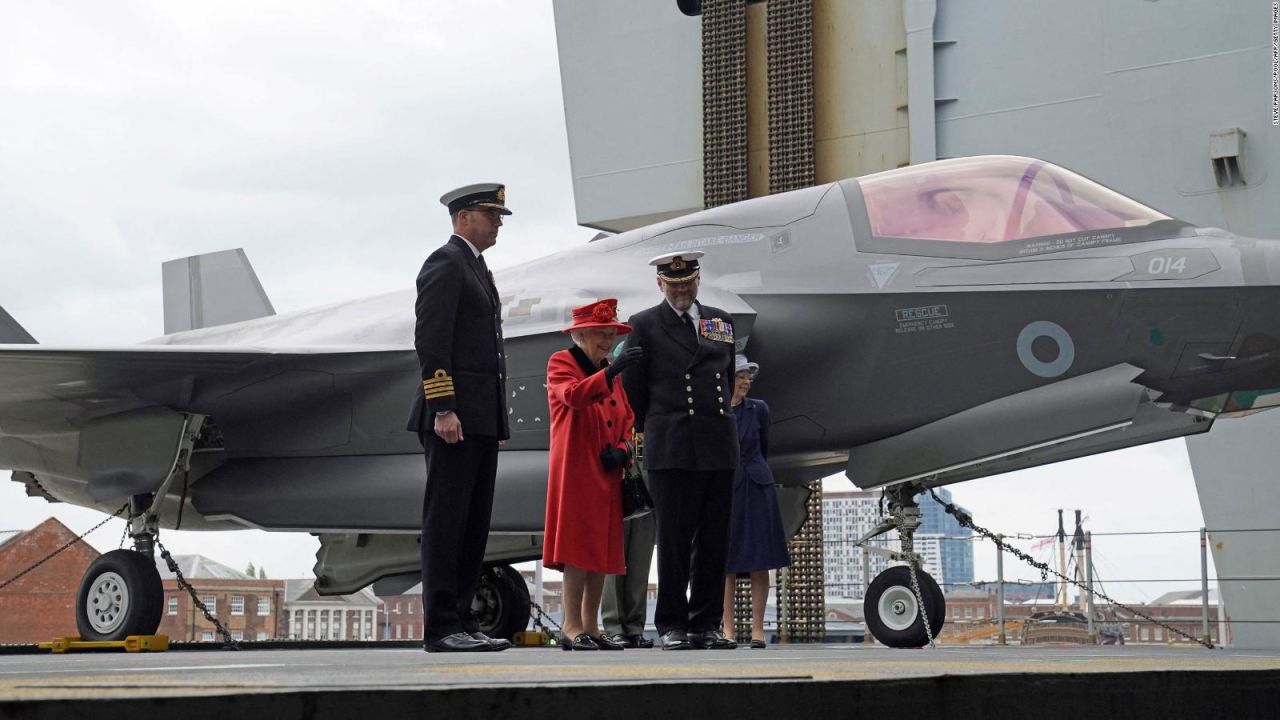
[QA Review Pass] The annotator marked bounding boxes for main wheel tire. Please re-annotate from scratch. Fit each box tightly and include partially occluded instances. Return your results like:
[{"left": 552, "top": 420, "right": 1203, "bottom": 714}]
[
  {"left": 472, "top": 564, "right": 530, "bottom": 640},
  {"left": 863, "top": 565, "right": 946, "bottom": 648},
  {"left": 75, "top": 549, "right": 164, "bottom": 641}
]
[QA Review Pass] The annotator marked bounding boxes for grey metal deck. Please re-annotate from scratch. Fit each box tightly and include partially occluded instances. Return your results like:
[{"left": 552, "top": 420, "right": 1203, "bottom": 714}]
[{"left": 2, "top": 643, "right": 1278, "bottom": 719}]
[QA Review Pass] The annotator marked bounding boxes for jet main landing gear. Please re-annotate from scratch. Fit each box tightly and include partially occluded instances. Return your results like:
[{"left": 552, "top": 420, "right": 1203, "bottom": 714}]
[{"left": 74, "top": 415, "right": 203, "bottom": 642}]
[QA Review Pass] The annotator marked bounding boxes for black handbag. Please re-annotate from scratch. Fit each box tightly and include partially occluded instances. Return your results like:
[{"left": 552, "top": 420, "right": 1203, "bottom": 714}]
[
  {"left": 620, "top": 438, "right": 654, "bottom": 520},
  {"left": 621, "top": 461, "right": 654, "bottom": 521}
]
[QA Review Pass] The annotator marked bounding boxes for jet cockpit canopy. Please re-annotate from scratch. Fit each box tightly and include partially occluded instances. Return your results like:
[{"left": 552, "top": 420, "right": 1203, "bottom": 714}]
[{"left": 859, "top": 155, "right": 1171, "bottom": 245}]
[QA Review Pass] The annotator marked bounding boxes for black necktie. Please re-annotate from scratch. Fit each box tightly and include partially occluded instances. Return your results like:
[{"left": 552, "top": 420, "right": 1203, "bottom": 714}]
[
  {"left": 478, "top": 255, "right": 497, "bottom": 295},
  {"left": 681, "top": 312, "right": 695, "bottom": 337}
]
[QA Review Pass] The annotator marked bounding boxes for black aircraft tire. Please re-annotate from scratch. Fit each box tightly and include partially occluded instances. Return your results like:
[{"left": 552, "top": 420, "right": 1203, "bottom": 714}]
[
  {"left": 473, "top": 564, "right": 531, "bottom": 640},
  {"left": 864, "top": 566, "right": 946, "bottom": 648},
  {"left": 75, "top": 549, "right": 164, "bottom": 641}
]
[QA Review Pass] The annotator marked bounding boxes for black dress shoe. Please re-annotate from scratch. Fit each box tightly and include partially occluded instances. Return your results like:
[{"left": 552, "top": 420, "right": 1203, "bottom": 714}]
[
  {"left": 660, "top": 630, "right": 691, "bottom": 651},
  {"left": 591, "top": 633, "right": 626, "bottom": 650},
  {"left": 425, "top": 632, "right": 491, "bottom": 653},
  {"left": 560, "top": 632, "right": 599, "bottom": 651},
  {"left": 611, "top": 633, "right": 653, "bottom": 649},
  {"left": 749, "top": 638, "right": 767, "bottom": 649},
  {"left": 690, "top": 629, "right": 738, "bottom": 650},
  {"left": 469, "top": 631, "right": 513, "bottom": 651}
]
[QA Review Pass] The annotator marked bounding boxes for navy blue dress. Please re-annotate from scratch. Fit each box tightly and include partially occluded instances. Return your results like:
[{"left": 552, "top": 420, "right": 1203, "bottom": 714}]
[{"left": 725, "top": 398, "right": 791, "bottom": 573}]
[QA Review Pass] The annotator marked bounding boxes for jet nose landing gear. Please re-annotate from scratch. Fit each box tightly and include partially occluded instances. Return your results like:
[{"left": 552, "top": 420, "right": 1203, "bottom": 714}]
[{"left": 857, "top": 484, "right": 947, "bottom": 648}]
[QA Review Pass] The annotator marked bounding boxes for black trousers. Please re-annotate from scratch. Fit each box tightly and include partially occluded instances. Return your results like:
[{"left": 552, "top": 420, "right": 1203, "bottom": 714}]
[
  {"left": 419, "top": 432, "right": 498, "bottom": 641},
  {"left": 647, "top": 468, "right": 734, "bottom": 635}
]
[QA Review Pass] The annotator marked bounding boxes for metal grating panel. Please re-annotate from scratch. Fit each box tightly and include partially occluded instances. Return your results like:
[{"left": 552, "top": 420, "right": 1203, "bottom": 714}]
[
  {"left": 702, "top": 0, "right": 749, "bottom": 209},
  {"left": 766, "top": 0, "right": 815, "bottom": 195}
]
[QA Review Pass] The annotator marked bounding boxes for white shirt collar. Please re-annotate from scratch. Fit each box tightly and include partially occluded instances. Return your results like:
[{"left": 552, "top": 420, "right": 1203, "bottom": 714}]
[
  {"left": 667, "top": 300, "right": 700, "bottom": 324},
  {"left": 453, "top": 233, "right": 482, "bottom": 258}
]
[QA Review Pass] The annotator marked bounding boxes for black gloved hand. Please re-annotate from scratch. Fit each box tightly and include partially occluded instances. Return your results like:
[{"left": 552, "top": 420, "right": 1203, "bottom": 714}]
[
  {"left": 605, "top": 346, "right": 643, "bottom": 381},
  {"left": 600, "top": 446, "right": 629, "bottom": 470}
]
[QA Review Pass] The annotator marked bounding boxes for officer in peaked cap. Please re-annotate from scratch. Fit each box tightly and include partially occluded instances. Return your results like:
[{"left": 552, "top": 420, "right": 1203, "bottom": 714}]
[
  {"left": 620, "top": 249, "right": 741, "bottom": 651},
  {"left": 439, "top": 183, "right": 513, "bottom": 217},
  {"left": 407, "top": 182, "right": 512, "bottom": 653}
]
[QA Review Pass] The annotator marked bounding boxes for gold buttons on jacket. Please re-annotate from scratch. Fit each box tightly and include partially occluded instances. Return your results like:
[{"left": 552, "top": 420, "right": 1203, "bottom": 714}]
[
  {"left": 715, "top": 373, "right": 721, "bottom": 379},
  {"left": 686, "top": 386, "right": 692, "bottom": 392},
  {"left": 688, "top": 409, "right": 695, "bottom": 415},
  {"left": 720, "top": 409, "right": 725, "bottom": 415},
  {"left": 687, "top": 397, "right": 693, "bottom": 403},
  {"left": 685, "top": 374, "right": 691, "bottom": 380}
]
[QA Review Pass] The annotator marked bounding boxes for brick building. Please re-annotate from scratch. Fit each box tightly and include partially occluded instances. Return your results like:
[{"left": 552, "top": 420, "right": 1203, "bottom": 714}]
[
  {"left": 374, "top": 584, "right": 424, "bottom": 641},
  {"left": 0, "top": 518, "right": 100, "bottom": 643},
  {"left": 156, "top": 555, "right": 285, "bottom": 642}
]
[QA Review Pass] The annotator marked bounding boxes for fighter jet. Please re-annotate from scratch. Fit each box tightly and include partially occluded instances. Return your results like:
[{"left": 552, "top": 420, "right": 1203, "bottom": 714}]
[{"left": 3, "top": 156, "right": 1278, "bottom": 647}]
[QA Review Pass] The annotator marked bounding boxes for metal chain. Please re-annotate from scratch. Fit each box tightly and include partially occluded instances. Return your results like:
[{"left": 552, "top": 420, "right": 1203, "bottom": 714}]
[
  {"left": 0, "top": 504, "right": 128, "bottom": 592},
  {"left": 529, "top": 600, "right": 562, "bottom": 635},
  {"left": 896, "top": 525, "right": 936, "bottom": 648},
  {"left": 156, "top": 538, "right": 239, "bottom": 650},
  {"left": 928, "top": 489, "right": 1215, "bottom": 649}
]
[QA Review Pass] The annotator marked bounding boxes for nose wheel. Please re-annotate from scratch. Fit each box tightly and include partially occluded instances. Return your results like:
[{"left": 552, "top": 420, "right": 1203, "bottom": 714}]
[{"left": 864, "top": 565, "right": 946, "bottom": 647}]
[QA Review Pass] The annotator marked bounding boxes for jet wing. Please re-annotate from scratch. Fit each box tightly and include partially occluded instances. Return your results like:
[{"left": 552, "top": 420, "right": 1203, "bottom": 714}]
[
  {"left": 0, "top": 344, "right": 419, "bottom": 500},
  {"left": 845, "top": 363, "right": 1212, "bottom": 491}
]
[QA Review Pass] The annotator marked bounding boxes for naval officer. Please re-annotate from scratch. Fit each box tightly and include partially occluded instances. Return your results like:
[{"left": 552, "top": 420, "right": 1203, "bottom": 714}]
[
  {"left": 621, "top": 251, "right": 739, "bottom": 650},
  {"left": 408, "top": 183, "right": 512, "bottom": 653}
]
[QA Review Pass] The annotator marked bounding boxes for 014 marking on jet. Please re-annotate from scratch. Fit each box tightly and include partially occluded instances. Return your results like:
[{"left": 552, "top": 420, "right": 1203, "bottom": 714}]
[
  {"left": 1016, "top": 320, "right": 1075, "bottom": 378},
  {"left": 894, "top": 304, "right": 954, "bottom": 334}
]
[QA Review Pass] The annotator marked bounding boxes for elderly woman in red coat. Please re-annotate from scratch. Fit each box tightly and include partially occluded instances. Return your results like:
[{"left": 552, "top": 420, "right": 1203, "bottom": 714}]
[{"left": 543, "top": 298, "right": 643, "bottom": 651}]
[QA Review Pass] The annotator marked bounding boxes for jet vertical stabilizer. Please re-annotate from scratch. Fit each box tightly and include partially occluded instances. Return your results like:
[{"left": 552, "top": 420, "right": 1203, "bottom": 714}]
[
  {"left": 162, "top": 248, "right": 275, "bottom": 334},
  {"left": 0, "top": 306, "right": 36, "bottom": 344}
]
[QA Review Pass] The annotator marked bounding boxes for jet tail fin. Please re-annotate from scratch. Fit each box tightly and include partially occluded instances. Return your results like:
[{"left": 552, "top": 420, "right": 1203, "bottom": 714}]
[
  {"left": 0, "top": 305, "right": 37, "bottom": 344},
  {"left": 162, "top": 249, "right": 275, "bottom": 334}
]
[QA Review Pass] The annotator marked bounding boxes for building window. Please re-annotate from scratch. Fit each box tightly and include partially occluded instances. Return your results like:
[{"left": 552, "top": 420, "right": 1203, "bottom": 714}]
[
  {"left": 167, "top": 597, "right": 178, "bottom": 615},
  {"left": 1154, "top": 627, "right": 1162, "bottom": 641},
  {"left": 257, "top": 597, "right": 270, "bottom": 615},
  {"left": 204, "top": 595, "right": 217, "bottom": 614},
  {"left": 231, "top": 631, "right": 243, "bottom": 642},
  {"left": 1140, "top": 627, "right": 1150, "bottom": 641},
  {"left": 201, "top": 631, "right": 214, "bottom": 642},
  {"left": 395, "top": 624, "right": 402, "bottom": 639},
  {"left": 408, "top": 602, "right": 414, "bottom": 615},
  {"left": 258, "top": 631, "right": 270, "bottom": 641},
  {"left": 231, "top": 596, "right": 245, "bottom": 615}
]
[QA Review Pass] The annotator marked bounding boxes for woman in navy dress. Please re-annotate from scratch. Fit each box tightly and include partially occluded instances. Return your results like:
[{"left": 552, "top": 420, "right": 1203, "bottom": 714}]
[{"left": 722, "top": 355, "right": 790, "bottom": 648}]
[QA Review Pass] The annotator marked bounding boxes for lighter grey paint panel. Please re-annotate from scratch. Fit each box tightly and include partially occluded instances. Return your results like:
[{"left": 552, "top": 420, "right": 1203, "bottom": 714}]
[
  {"left": 553, "top": 0, "right": 703, "bottom": 230},
  {"left": 933, "top": 1, "right": 1279, "bottom": 236},
  {"left": 1186, "top": 410, "right": 1280, "bottom": 650}
]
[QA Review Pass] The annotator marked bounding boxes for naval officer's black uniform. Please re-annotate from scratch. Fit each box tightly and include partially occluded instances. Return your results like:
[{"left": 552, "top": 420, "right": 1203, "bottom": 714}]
[
  {"left": 623, "top": 284, "right": 738, "bottom": 643},
  {"left": 407, "top": 186, "right": 510, "bottom": 651}
]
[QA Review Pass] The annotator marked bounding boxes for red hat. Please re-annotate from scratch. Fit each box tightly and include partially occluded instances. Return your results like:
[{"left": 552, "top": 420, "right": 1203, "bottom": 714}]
[{"left": 563, "top": 298, "right": 631, "bottom": 335}]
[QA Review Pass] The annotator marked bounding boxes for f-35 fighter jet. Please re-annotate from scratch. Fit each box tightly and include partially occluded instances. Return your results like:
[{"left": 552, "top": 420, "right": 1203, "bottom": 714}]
[{"left": 3, "top": 156, "right": 1277, "bottom": 647}]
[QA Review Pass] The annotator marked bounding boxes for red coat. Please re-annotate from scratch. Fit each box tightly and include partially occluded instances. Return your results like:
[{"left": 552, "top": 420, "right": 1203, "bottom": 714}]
[{"left": 542, "top": 346, "right": 636, "bottom": 574}]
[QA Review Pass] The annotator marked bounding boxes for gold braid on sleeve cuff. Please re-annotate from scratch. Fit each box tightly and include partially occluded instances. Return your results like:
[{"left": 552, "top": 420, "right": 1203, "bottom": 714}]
[{"left": 423, "top": 370, "right": 455, "bottom": 400}]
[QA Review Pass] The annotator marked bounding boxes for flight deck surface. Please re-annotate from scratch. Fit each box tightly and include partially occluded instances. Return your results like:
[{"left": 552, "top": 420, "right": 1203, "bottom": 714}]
[{"left": 2, "top": 643, "right": 1278, "bottom": 719}]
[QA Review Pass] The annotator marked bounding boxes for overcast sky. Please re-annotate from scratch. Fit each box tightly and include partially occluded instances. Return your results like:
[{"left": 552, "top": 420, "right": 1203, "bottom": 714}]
[{"left": 0, "top": 1, "right": 1218, "bottom": 603}]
